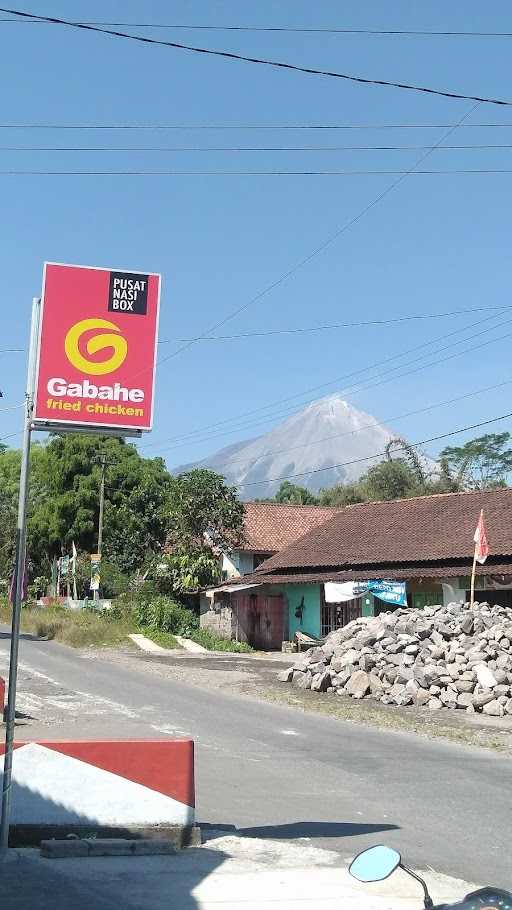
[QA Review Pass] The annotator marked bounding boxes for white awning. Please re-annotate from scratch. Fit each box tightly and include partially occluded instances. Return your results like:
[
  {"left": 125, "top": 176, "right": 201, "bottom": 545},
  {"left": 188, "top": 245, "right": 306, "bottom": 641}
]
[
  {"left": 324, "top": 582, "right": 364, "bottom": 603},
  {"left": 206, "top": 582, "right": 262, "bottom": 596}
]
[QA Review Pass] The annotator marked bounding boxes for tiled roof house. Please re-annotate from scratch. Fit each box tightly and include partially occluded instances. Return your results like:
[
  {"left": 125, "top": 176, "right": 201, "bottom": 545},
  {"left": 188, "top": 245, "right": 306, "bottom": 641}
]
[{"left": 204, "top": 489, "right": 512, "bottom": 650}]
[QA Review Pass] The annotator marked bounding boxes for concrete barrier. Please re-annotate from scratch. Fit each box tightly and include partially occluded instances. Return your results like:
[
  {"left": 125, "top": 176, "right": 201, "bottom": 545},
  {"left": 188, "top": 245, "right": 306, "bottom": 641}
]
[
  {"left": 0, "top": 739, "right": 199, "bottom": 847},
  {"left": 0, "top": 676, "right": 5, "bottom": 718}
]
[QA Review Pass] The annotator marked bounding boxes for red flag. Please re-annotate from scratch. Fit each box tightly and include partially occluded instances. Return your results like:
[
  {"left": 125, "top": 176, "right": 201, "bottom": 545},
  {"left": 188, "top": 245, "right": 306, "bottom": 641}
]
[{"left": 473, "top": 509, "right": 489, "bottom": 565}]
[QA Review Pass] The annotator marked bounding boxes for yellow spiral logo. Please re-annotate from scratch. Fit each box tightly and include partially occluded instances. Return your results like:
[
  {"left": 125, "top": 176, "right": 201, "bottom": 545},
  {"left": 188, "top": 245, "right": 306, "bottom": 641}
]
[{"left": 64, "top": 318, "right": 128, "bottom": 375}]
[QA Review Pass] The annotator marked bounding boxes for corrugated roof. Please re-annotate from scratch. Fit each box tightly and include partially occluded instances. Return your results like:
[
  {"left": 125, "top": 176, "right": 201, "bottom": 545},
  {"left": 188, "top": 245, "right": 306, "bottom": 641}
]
[
  {"left": 240, "top": 501, "right": 338, "bottom": 553},
  {"left": 236, "top": 563, "right": 512, "bottom": 586},
  {"left": 254, "top": 488, "right": 512, "bottom": 573}
]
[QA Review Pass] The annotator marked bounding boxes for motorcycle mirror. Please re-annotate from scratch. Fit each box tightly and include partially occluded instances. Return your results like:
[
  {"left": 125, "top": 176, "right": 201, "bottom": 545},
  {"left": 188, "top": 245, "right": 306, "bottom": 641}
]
[{"left": 349, "top": 845, "right": 401, "bottom": 883}]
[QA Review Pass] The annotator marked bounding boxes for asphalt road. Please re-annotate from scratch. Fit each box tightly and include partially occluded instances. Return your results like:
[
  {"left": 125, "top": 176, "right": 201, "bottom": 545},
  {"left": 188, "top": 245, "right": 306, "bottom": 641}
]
[{"left": 1, "top": 630, "right": 511, "bottom": 889}]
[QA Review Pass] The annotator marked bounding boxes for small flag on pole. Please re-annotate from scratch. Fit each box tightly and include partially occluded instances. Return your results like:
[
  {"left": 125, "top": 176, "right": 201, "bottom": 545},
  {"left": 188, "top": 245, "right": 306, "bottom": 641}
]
[{"left": 473, "top": 509, "right": 489, "bottom": 565}]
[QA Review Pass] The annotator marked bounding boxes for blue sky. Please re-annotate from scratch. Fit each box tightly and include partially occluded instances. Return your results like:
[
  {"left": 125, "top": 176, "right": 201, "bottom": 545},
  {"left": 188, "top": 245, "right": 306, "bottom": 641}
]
[{"left": 1, "top": 1, "right": 512, "bottom": 479}]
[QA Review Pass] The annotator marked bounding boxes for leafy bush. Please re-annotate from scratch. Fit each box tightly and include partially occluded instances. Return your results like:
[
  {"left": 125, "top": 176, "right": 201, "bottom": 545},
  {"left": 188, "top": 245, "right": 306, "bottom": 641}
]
[
  {"left": 153, "top": 551, "right": 220, "bottom": 595},
  {"left": 135, "top": 595, "right": 199, "bottom": 636},
  {"left": 189, "top": 628, "right": 253, "bottom": 653}
]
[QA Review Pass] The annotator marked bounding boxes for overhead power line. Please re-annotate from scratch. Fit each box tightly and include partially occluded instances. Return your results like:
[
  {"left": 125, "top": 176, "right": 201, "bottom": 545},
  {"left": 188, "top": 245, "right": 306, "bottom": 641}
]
[
  {"left": 236, "top": 411, "right": 512, "bottom": 487},
  {"left": 158, "top": 305, "right": 512, "bottom": 345},
  {"left": 194, "top": 377, "right": 512, "bottom": 471},
  {"left": 2, "top": 169, "right": 512, "bottom": 176},
  {"left": 153, "top": 319, "right": 512, "bottom": 455},
  {"left": 5, "top": 306, "right": 506, "bottom": 355},
  {"left": 128, "top": 105, "right": 479, "bottom": 380},
  {"left": 1, "top": 122, "right": 512, "bottom": 131},
  {"left": 0, "top": 402, "right": 23, "bottom": 412},
  {"left": 1, "top": 19, "right": 512, "bottom": 37},
  {"left": 1, "top": 19, "right": 512, "bottom": 38},
  {"left": 3, "top": 143, "right": 512, "bottom": 152},
  {"left": 2, "top": 7, "right": 512, "bottom": 107},
  {"left": 145, "top": 309, "right": 507, "bottom": 450}
]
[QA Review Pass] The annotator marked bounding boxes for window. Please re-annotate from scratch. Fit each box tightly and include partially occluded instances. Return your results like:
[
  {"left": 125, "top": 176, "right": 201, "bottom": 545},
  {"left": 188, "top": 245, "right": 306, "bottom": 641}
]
[{"left": 253, "top": 553, "right": 270, "bottom": 570}]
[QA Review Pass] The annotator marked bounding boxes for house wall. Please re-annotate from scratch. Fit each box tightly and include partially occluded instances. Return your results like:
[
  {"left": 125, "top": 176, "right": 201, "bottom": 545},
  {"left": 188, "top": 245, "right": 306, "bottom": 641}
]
[
  {"left": 221, "top": 550, "right": 269, "bottom": 579},
  {"left": 199, "top": 593, "right": 234, "bottom": 638},
  {"left": 276, "top": 579, "right": 450, "bottom": 638},
  {"left": 276, "top": 584, "right": 322, "bottom": 640},
  {"left": 221, "top": 552, "right": 241, "bottom": 580}
]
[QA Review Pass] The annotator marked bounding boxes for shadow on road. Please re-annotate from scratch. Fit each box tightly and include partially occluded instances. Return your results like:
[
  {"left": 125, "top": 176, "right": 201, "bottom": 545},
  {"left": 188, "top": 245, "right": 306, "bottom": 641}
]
[
  {"left": 240, "top": 821, "right": 399, "bottom": 839},
  {"left": 0, "top": 631, "right": 39, "bottom": 642},
  {"left": 0, "top": 771, "right": 214, "bottom": 910},
  {"left": 201, "top": 820, "right": 399, "bottom": 840}
]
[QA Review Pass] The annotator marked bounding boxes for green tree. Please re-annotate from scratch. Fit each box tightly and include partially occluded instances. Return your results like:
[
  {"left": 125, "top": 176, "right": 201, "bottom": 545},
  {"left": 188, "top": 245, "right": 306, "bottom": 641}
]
[
  {"left": 385, "top": 437, "right": 427, "bottom": 489},
  {"left": 274, "top": 480, "right": 319, "bottom": 505},
  {"left": 439, "top": 432, "right": 512, "bottom": 491},
  {"left": 167, "top": 469, "right": 244, "bottom": 554},
  {"left": 363, "top": 458, "right": 422, "bottom": 501},
  {"left": 3, "top": 434, "right": 172, "bottom": 580},
  {"left": 154, "top": 551, "right": 221, "bottom": 595},
  {"left": 0, "top": 442, "right": 48, "bottom": 585},
  {"left": 319, "top": 481, "right": 366, "bottom": 506},
  {"left": 162, "top": 469, "right": 244, "bottom": 596}
]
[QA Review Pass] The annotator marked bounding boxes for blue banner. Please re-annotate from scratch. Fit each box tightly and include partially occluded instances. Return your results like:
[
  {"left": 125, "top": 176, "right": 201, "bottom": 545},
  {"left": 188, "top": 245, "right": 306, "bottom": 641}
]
[{"left": 367, "top": 580, "right": 407, "bottom": 607}]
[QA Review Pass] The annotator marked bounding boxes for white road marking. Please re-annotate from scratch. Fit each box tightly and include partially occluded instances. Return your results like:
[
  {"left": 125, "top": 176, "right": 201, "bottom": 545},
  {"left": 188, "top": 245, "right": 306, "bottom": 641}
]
[
  {"left": 281, "top": 729, "right": 299, "bottom": 736},
  {"left": 7, "top": 656, "right": 194, "bottom": 735},
  {"left": 150, "top": 724, "right": 190, "bottom": 737}
]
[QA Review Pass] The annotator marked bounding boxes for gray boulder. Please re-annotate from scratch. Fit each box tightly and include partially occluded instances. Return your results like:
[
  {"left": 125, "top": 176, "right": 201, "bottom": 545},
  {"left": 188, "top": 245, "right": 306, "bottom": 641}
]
[
  {"left": 311, "top": 671, "right": 331, "bottom": 692},
  {"left": 293, "top": 671, "right": 313, "bottom": 689},
  {"left": 475, "top": 663, "right": 498, "bottom": 689},
  {"left": 345, "top": 670, "right": 370, "bottom": 699},
  {"left": 482, "top": 699, "right": 504, "bottom": 717}
]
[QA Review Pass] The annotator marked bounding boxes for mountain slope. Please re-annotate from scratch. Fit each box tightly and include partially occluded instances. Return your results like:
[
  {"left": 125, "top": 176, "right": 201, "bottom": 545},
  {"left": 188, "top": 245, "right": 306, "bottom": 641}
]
[{"left": 175, "top": 394, "right": 405, "bottom": 499}]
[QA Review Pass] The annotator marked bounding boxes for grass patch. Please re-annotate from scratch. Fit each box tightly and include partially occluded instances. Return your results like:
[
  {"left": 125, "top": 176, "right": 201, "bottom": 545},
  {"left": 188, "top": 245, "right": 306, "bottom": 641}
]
[
  {"left": 138, "top": 627, "right": 179, "bottom": 649},
  {"left": 188, "top": 627, "right": 254, "bottom": 653},
  {"left": 0, "top": 603, "right": 135, "bottom": 649},
  {"left": 0, "top": 598, "right": 251, "bottom": 653}
]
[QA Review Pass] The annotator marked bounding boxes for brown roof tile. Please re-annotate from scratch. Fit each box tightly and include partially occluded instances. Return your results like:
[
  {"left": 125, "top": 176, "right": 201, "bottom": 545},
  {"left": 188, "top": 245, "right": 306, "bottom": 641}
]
[
  {"left": 255, "top": 489, "right": 512, "bottom": 573},
  {"left": 240, "top": 562, "right": 512, "bottom": 586},
  {"left": 241, "top": 501, "right": 338, "bottom": 553}
]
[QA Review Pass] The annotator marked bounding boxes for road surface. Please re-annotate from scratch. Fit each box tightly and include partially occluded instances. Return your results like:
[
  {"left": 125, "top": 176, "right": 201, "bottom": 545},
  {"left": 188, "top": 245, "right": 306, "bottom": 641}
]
[{"left": 1, "top": 630, "right": 511, "bottom": 888}]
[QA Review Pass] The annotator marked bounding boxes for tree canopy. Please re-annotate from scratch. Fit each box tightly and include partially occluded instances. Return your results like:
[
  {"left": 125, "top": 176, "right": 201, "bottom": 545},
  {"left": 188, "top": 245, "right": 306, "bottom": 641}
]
[
  {"left": 0, "top": 434, "right": 171, "bottom": 584},
  {"left": 439, "top": 432, "right": 512, "bottom": 491},
  {"left": 166, "top": 468, "right": 244, "bottom": 555},
  {"left": 273, "top": 480, "right": 319, "bottom": 505}
]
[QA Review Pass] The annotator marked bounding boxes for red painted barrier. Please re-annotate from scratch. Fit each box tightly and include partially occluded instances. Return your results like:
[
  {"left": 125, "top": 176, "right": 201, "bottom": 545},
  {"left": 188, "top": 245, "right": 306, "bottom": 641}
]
[{"left": 0, "top": 739, "right": 198, "bottom": 846}]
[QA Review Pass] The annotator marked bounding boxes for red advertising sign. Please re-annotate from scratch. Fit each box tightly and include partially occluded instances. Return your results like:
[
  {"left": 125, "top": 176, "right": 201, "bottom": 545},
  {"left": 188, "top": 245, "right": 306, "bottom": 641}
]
[{"left": 33, "top": 262, "right": 161, "bottom": 433}]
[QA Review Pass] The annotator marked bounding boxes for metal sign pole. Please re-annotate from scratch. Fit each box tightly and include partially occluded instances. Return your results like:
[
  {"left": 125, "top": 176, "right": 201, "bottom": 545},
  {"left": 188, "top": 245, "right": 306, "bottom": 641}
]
[{"left": 0, "top": 297, "right": 40, "bottom": 854}]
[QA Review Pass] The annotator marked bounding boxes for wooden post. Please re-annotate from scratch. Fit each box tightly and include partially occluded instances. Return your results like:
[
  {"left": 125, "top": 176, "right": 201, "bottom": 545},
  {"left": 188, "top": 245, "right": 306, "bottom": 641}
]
[
  {"left": 470, "top": 549, "right": 478, "bottom": 607},
  {"left": 470, "top": 507, "right": 486, "bottom": 606}
]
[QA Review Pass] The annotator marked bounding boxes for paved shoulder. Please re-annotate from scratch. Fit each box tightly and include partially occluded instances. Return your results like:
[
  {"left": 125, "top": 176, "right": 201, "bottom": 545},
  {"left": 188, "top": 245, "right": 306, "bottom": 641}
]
[{"left": 2, "top": 853, "right": 122, "bottom": 910}]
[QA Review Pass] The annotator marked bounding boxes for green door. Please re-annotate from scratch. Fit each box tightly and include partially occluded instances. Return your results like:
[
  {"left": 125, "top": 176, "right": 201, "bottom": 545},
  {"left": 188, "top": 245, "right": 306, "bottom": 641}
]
[{"left": 412, "top": 591, "right": 441, "bottom": 610}]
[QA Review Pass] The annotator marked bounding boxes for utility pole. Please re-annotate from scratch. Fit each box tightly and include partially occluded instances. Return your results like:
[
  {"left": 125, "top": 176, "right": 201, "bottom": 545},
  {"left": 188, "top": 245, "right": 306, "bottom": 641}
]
[
  {"left": 0, "top": 297, "right": 40, "bottom": 855},
  {"left": 93, "top": 453, "right": 115, "bottom": 602}
]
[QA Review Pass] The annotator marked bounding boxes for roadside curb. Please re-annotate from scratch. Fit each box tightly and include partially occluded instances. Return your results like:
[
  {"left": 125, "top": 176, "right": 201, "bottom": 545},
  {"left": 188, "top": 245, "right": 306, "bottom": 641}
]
[
  {"left": 174, "top": 636, "right": 208, "bottom": 653},
  {"left": 128, "top": 634, "right": 179, "bottom": 654},
  {"left": 41, "top": 837, "right": 178, "bottom": 859}
]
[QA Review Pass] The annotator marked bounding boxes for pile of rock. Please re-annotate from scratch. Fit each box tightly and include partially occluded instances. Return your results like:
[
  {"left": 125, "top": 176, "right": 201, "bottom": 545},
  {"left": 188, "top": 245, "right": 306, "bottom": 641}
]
[{"left": 278, "top": 602, "right": 512, "bottom": 716}]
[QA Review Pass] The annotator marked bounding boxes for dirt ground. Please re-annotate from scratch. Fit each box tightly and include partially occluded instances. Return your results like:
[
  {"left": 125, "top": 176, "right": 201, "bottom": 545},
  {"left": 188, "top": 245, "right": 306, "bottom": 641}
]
[{"left": 97, "top": 646, "right": 512, "bottom": 754}]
